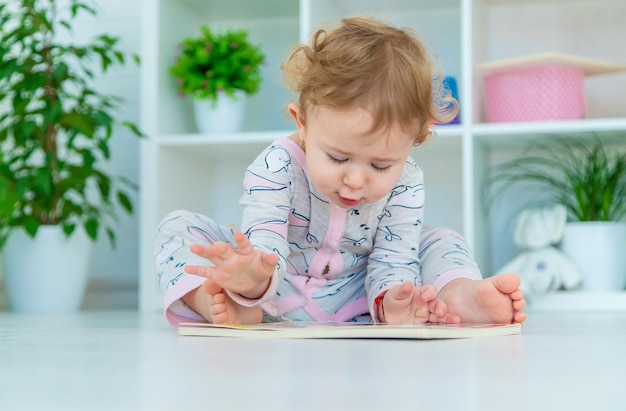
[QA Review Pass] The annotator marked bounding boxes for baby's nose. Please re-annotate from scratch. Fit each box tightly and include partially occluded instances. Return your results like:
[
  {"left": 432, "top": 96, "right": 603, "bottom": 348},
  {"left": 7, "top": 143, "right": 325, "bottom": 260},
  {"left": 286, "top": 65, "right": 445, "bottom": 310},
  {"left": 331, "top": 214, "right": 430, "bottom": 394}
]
[{"left": 343, "top": 168, "right": 365, "bottom": 189}]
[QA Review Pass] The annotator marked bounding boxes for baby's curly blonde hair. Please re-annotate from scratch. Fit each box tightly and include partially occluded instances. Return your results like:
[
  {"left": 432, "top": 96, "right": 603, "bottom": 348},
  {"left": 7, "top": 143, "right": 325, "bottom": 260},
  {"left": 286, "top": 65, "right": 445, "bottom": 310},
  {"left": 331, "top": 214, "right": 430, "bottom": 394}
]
[{"left": 282, "top": 17, "right": 458, "bottom": 145}]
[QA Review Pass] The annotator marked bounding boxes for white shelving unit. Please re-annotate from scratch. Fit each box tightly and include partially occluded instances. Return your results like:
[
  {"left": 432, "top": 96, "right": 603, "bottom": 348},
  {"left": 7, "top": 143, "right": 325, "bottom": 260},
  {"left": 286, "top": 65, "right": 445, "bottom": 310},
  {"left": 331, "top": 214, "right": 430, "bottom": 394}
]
[{"left": 139, "top": 0, "right": 626, "bottom": 312}]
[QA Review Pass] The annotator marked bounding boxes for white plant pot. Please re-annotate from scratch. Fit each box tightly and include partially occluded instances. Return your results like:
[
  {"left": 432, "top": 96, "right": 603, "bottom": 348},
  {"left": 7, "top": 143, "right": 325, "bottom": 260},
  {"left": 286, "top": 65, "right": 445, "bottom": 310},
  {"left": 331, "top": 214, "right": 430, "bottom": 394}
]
[
  {"left": 193, "top": 90, "right": 246, "bottom": 134},
  {"left": 3, "top": 226, "right": 93, "bottom": 313},
  {"left": 560, "top": 221, "right": 626, "bottom": 291}
]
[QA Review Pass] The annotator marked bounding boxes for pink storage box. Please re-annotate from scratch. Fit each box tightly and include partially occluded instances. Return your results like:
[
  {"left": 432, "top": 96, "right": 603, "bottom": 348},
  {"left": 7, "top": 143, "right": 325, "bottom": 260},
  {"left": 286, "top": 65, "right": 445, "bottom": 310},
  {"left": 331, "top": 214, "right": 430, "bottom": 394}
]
[
  {"left": 483, "top": 65, "right": 585, "bottom": 123},
  {"left": 477, "top": 52, "right": 626, "bottom": 123}
]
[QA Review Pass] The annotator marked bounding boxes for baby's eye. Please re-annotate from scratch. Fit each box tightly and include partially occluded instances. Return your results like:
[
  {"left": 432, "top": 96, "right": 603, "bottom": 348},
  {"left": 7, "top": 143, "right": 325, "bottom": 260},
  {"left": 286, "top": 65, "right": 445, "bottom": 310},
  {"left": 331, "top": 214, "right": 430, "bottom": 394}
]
[
  {"left": 328, "top": 154, "right": 348, "bottom": 164},
  {"left": 372, "top": 164, "right": 390, "bottom": 172}
]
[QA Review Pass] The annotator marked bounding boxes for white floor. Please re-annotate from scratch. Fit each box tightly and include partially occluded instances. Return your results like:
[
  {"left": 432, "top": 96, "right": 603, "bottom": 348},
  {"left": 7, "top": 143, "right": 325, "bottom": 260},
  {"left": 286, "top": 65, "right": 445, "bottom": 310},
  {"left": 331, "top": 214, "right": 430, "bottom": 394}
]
[{"left": 1, "top": 310, "right": 625, "bottom": 411}]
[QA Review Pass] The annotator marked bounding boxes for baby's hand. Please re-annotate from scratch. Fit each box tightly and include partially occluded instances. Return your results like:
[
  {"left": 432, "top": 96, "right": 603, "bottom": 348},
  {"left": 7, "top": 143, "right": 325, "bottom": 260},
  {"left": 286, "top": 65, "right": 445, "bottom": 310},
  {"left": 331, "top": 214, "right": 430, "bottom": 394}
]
[{"left": 184, "top": 231, "right": 279, "bottom": 299}]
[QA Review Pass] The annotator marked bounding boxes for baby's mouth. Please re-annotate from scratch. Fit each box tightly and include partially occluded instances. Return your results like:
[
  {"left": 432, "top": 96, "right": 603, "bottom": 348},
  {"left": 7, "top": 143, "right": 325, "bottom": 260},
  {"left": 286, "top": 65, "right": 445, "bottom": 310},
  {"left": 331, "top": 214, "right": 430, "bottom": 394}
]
[{"left": 337, "top": 195, "right": 361, "bottom": 208}]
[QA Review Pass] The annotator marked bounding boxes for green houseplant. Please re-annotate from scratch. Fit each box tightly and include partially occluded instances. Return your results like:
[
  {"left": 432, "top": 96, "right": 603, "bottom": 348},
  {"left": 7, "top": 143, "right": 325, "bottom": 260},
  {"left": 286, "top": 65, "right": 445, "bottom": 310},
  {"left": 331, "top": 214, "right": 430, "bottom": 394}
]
[
  {"left": 484, "top": 136, "right": 626, "bottom": 222},
  {"left": 484, "top": 135, "right": 626, "bottom": 291},
  {"left": 0, "top": 0, "right": 142, "bottom": 312},
  {"left": 169, "top": 26, "right": 265, "bottom": 133},
  {"left": 170, "top": 26, "right": 265, "bottom": 104}
]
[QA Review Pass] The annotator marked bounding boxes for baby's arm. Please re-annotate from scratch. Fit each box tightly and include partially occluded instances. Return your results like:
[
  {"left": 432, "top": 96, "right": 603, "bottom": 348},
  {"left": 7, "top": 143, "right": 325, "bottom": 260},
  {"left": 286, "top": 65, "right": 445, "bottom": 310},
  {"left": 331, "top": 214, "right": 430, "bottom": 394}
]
[{"left": 184, "top": 231, "right": 279, "bottom": 299}]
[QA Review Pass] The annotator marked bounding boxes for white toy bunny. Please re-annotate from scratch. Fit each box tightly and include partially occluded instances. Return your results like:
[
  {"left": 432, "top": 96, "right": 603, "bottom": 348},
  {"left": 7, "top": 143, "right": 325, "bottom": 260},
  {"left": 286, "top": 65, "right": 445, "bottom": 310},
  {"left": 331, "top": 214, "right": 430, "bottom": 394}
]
[{"left": 496, "top": 204, "right": 582, "bottom": 300}]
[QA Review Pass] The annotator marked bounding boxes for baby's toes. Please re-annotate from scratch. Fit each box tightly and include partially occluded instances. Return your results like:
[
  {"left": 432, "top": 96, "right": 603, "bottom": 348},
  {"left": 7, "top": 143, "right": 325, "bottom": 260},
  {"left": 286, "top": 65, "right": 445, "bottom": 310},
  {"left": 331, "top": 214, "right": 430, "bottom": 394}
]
[
  {"left": 509, "top": 289, "right": 524, "bottom": 301},
  {"left": 211, "top": 293, "right": 226, "bottom": 304},
  {"left": 202, "top": 278, "right": 223, "bottom": 295},
  {"left": 513, "top": 311, "right": 527, "bottom": 324},
  {"left": 210, "top": 302, "right": 227, "bottom": 316},
  {"left": 213, "top": 313, "right": 229, "bottom": 325},
  {"left": 512, "top": 298, "right": 526, "bottom": 311}
]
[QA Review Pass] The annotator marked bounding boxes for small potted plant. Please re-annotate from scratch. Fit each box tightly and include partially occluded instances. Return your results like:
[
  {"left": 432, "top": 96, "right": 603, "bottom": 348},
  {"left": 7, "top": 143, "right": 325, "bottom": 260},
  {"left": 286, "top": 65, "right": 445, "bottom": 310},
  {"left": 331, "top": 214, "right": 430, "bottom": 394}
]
[
  {"left": 169, "top": 26, "right": 266, "bottom": 134},
  {"left": 0, "top": 0, "right": 143, "bottom": 312},
  {"left": 484, "top": 135, "right": 626, "bottom": 291}
]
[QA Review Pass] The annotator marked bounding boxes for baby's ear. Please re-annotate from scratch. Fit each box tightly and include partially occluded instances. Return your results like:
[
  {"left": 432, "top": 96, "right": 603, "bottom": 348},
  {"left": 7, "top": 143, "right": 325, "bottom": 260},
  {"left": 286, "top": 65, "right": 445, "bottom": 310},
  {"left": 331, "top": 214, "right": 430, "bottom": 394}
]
[{"left": 288, "top": 103, "right": 306, "bottom": 129}]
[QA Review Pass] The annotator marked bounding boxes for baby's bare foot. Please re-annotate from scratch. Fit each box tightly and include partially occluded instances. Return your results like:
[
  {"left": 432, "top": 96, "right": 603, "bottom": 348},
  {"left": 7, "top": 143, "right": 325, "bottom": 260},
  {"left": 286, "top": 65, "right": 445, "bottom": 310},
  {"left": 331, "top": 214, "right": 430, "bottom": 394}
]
[
  {"left": 437, "top": 274, "right": 527, "bottom": 324},
  {"left": 201, "top": 279, "right": 262, "bottom": 325},
  {"left": 382, "top": 283, "right": 460, "bottom": 324}
]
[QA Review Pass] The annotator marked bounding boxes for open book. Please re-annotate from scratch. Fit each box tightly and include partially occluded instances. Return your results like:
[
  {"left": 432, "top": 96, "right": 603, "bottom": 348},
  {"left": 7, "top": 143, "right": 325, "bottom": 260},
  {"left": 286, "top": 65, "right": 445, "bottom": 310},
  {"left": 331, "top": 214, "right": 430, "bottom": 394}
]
[{"left": 178, "top": 321, "right": 521, "bottom": 340}]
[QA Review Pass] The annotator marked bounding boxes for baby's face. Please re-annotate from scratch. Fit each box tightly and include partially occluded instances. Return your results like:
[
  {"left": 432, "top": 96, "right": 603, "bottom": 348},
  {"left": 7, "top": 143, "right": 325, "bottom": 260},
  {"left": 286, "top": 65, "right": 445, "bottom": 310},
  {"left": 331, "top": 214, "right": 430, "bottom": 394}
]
[{"left": 302, "top": 105, "right": 414, "bottom": 208}]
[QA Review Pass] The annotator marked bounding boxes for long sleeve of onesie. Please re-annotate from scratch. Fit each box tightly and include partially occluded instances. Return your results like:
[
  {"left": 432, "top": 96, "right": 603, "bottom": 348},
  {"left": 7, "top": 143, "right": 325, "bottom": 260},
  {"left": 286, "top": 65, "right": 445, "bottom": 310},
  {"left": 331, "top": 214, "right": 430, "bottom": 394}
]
[{"left": 363, "top": 158, "right": 428, "bottom": 316}]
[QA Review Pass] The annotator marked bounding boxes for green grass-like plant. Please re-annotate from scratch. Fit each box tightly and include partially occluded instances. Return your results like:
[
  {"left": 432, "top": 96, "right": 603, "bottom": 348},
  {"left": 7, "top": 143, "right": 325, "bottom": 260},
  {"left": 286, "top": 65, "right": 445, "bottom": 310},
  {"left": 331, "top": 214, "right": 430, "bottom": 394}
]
[
  {"left": 0, "top": 0, "right": 143, "bottom": 248},
  {"left": 484, "top": 136, "right": 626, "bottom": 222},
  {"left": 169, "top": 26, "right": 265, "bottom": 105}
]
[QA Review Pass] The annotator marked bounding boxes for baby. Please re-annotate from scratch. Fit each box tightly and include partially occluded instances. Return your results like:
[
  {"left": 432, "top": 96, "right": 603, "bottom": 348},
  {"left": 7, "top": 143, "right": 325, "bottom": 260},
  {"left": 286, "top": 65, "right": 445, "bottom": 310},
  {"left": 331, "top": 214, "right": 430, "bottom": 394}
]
[{"left": 154, "top": 17, "right": 526, "bottom": 327}]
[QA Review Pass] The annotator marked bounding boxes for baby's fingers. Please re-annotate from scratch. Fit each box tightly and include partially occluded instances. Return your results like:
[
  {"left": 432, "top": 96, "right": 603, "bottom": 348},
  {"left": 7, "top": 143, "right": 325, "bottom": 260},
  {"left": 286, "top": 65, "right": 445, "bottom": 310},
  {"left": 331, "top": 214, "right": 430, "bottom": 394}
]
[
  {"left": 232, "top": 231, "right": 254, "bottom": 255},
  {"left": 189, "top": 243, "right": 211, "bottom": 257},
  {"left": 184, "top": 264, "right": 215, "bottom": 279},
  {"left": 427, "top": 298, "right": 447, "bottom": 319},
  {"left": 190, "top": 242, "right": 233, "bottom": 265}
]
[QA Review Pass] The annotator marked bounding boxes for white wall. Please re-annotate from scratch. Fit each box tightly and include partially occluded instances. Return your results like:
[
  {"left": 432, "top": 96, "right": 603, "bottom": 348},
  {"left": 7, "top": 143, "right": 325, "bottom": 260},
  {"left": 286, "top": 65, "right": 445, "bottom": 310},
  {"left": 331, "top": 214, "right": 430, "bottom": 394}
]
[{"left": 78, "top": 0, "right": 142, "bottom": 308}]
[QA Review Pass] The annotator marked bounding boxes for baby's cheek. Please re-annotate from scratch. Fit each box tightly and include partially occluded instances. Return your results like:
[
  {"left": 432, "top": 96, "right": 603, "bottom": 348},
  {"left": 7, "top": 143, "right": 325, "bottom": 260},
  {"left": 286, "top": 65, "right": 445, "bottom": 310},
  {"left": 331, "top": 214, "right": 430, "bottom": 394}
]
[{"left": 376, "top": 174, "right": 402, "bottom": 198}]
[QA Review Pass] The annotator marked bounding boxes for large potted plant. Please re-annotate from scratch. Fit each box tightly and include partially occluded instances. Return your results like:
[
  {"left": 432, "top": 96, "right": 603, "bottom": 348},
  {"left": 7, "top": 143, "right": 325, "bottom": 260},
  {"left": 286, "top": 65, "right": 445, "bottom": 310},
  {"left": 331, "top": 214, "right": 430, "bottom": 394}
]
[
  {"left": 484, "top": 135, "right": 626, "bottom": 291},
  {"left": 169, "top": 26, "right": 265, "bottom": 134},
  {"left": 0, "top": 0, "right": 142, "bottom": 312}
]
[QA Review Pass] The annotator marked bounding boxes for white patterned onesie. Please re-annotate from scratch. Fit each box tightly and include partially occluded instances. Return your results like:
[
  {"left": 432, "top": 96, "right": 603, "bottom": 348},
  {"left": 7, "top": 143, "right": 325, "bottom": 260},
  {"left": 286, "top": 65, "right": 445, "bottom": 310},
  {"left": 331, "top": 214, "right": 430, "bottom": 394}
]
[{"left": 154, "top": 138, "right": 482, "bottom": 326}]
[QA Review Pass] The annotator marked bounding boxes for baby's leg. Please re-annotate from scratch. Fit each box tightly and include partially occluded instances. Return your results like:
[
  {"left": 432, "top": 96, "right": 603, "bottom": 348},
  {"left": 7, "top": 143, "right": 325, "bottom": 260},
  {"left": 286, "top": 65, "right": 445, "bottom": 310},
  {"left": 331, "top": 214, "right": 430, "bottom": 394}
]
[
  {"left": 418, "top": 227, "right": 526, "bottom": 324},
  {"left": 197, "top": 279, "right": 262, "bottom": 325},
  {"left": 156, "top": 210, "right": 263, "bottom": 324},
  {"left": 381, "top": 283, "right": 460, "bottom": 324},
  {"left": 437, "top": 274, "right": 527, "bottom": 324},
  {"left": 154, "top": 210, "right": 238, "bottom": 296}
]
